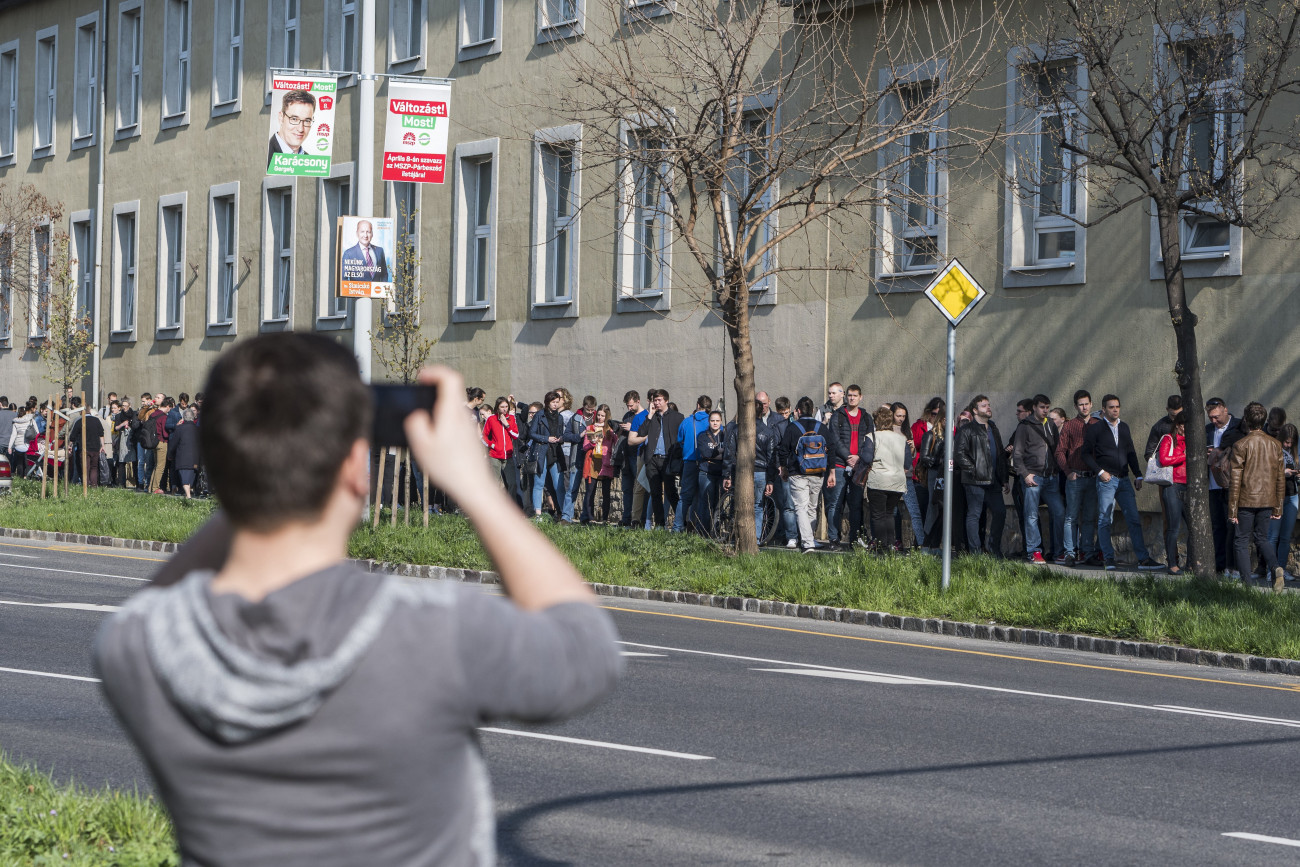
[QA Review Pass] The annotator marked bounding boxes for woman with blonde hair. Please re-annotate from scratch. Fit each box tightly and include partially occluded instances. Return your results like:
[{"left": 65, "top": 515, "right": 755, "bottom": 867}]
[
  {"left": 865, "top": 405, "right": 909, "bottom": 551},
  {"left": 580, "top": 404, "right": 618, "bottom": 524}
]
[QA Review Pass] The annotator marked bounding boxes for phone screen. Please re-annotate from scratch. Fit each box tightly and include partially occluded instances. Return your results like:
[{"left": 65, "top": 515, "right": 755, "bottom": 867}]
[{"left": 371, "top": 384, "right": 438, "bottom": 448}]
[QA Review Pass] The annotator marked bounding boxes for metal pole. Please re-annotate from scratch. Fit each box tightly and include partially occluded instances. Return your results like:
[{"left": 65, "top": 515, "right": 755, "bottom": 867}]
[
  {"left": 353, "top": 0, "right": 376, "bottom": 383},
  {"left": 941, "top": 322, "right": 955, "bottom": 591},
  {"left": 90, "top": 0, "right": 108, "bottom": 404}
]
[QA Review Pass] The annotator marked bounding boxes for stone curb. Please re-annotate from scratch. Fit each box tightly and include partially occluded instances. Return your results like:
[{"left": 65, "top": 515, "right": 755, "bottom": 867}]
[{"left": 7, "top": 526, "right": 1297, "bottom": 678}]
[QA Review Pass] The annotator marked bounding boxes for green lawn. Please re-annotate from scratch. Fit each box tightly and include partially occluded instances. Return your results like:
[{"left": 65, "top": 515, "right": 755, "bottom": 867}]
[
  {"left": 3, "top": 481, "right": 1299, "bottom": 659},
  {"left": 0, "top": 753, "right": 176, "bottom": 866}
]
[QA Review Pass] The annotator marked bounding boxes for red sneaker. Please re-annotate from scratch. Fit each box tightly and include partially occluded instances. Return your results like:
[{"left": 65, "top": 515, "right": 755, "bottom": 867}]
[{"left": 1029, "top": 552, "right": 1046, "bottom": 565}]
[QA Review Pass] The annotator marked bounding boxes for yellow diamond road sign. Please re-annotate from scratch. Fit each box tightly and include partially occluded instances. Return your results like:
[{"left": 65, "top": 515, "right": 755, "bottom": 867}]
[{"left": 924, "top": 259, "right": 985, "bottom": 326}]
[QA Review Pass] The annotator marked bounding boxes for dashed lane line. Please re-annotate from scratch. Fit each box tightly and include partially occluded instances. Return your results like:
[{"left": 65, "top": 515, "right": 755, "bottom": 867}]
[
  {"left": 0, "top": 599, "right": 121, "bottom": 612},
  {"left": 0, "top": 562, "right": 148, "bottom": 582},
  {"left": 479, "top": 727, "right": 713, "bottom": 760}
]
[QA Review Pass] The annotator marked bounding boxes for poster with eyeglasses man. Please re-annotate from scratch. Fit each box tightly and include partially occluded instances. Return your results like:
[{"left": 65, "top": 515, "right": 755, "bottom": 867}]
[{"left": 267, "top": 75, "right": 338, "bottom": 177}]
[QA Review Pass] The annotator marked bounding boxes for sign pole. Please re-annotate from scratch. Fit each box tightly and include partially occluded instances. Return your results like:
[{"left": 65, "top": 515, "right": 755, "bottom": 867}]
[
  {"left": 941, "top": 321, "right": 955, "bottom": 591},
  {"left": 353, "top": 0, "right": 376, "bottom": 384}
]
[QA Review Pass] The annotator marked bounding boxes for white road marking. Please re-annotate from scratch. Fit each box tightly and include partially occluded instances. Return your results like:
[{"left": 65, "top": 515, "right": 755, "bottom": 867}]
[
  {"left": 0, "top": 599, "right": 120, "bottom": 612},
  {"left": 0, "top": 666, "right": 100, "bottom": 683},
  {"left": 621, "top": 651, "right": 666, "bottom": 657},
  {"left": 755, "top": 668, "right": 945, "bottom": 686},
  {"left": 0, "top": 562, "right": 148, "bottom": 582},
  {"left": 0, "top": 552, "right": 40, "bottom": 558},
  {"left": 621, "top": 641, "right": 1300, "bottom": 730},
  {"left": 479, "top": 727, "right": 713, "bottom": 760},
  {"left": 1223, "top": 832, "right": 1300, "bottom": 848}
]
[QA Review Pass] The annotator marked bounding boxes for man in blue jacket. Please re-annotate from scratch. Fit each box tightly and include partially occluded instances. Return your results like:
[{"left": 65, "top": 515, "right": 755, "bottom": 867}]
[{"left": 675, "top": 396, "right": 713, "bottom": 533}]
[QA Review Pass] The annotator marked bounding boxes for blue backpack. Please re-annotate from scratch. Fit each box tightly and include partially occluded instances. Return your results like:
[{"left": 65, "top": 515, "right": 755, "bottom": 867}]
[{"left": 795, "top": 420, "right": 828, "bottom": 474}]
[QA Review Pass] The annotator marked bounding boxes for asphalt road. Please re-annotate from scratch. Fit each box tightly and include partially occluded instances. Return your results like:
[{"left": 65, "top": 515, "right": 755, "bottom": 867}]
[{"left": 2, "top": 538, "right": 1300, "bottom": 865}]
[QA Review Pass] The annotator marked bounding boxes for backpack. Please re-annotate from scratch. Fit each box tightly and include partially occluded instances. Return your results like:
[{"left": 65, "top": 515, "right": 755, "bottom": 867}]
[
  {"left": 137, "top": 413, "right": 160, "bottom": 450},
  {"left": 795, "top": 420, "right": 828, "bottom": 474},
  {"left": 1210, "top": 444, "right": 1233, "bottom": 489}
]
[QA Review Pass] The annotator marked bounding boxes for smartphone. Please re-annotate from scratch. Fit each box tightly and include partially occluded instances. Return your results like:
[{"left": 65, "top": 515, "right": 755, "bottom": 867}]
[{"left": 371, "top": 384, "right": 438, "bottom": 448}]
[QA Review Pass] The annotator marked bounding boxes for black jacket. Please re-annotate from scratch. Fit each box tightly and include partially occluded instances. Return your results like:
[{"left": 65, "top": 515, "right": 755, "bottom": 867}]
[
  {"left": 828, "top": 406, "right": 876, "bottom": 468},
  {"left": 1144, "top": 415, "right": 1177, "bottom": 461},
  {"left": 696, "top": 428, "right": 726, "bottom": 477},
  {"left": 723, "top": 417, "right": 777, "bottom": 479},
  {"left": 1082, "top": 419, "right": 1142, "bottom": 478},
  {"left": 168, "top": 422, "right": 202, "bottom": 469},
  {"left": 954, "top": 419, "right": 1007, "bottom": 486},
  {"left": 636, "top": 409, "right": 684, "bottom": 464},
  {"left": 1206, "top": 416, "right": 1244, "bottom": 451}
]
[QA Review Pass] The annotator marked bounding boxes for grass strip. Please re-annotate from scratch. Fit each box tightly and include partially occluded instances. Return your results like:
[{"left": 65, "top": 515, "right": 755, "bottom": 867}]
[
  {"left": 0, "top": 752, "right": 176, "bottom": 866},
  {"left": 3, "top": 482, "right": 1299, "bottom": 659}
]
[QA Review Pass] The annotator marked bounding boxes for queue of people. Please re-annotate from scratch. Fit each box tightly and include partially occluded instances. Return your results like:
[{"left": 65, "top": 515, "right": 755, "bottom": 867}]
[{"left": 0, "top": 389, "right": 204, "bottom": 499}]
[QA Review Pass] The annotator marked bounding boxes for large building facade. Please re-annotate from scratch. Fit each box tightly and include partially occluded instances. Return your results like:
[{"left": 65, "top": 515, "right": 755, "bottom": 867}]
[{"left": 0, "top": 0, "right": 1296, "bottom": 444}]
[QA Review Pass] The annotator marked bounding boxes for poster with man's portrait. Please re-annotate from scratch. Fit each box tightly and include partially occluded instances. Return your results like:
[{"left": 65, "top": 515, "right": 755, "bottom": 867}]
[
  {"left": 267, "top": 75, "right": 337, "bottom": 177},
  {"left": 337, "top": 216, "right": 395, "bottom": 298}
]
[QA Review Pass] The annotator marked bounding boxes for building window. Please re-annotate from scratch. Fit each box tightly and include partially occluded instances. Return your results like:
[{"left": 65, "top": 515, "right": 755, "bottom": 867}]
[
  {"left": 725, "top": 110, "right": 777, "bottom": 299},
  {"left": 459, "top": 0, "right": 501, "bottom": 61},
  {"left": 262, "top": 184, "right": 294, "bottom": 324},
  {"left": 538, "top": 0, "right": 581, "bottom": 42},
  {"left": 877, "top": 73, "right": 947, "bottom": 282},
  {"left": 74, "top": 15, "right": 99, "bottom": 146},
  {"left": 0, "top": 231, "right": 12, "bottom": 342},
  {"left": 618, "top": 126, "right": 672, "bottom": 311},
  {"left": 531, "top": 126, "right": 581, "bottom": 317},
  {"left": 117, "top": 3, "right": 143, "bottom": 136},
  {"left": 208, "top": 183, "right": 239, "bottom": 333},
  {"left": 452, "top": 139, "right": 498, "bottom": 322},
  {"left": 318, "top": 167, "right": 352, "bottom": 323},
  {"left": 31, "top": 226, "right": 51, "bottom": 338},
  {"left": 391, "top": 0, "right": 427, "bottom": 67},
  {"left": 267, "top": 0, "right": 300, "bottom": 98},
  {"left": 0, "top": 42, "right": 18, "bottom": 163},
  {"left": 390, "top": 181, "right": 419, "bottom": 297},
  {"left": 34, "top": 28, "right": 57, "bottom": 155},
  {"left": 1003, "top": 50, "right": 1086, "bottom": 289},
  {"left": 111, "top": 208, "right": 138, "bottom": 338},
  {"left": 157, "top": 195, "right": 186, "bottom": 334},
  {"left": 1176, "top": 37, "right": 1235, "bottom": 257},
  {"left": 71, "top": 214, "right": 95, "bottom": 322},
  {"left": 162, "top": 0, "right": 191, "bottom": 125},
  {"left": 213, "top": 0, "right": 243, "bottom": 113},
  {"left": 325, "top": 0, "right": 357, "bottom": 83}
]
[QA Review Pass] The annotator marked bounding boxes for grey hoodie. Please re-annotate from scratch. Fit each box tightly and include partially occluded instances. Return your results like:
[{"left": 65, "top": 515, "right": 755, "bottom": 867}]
[{"left": 94, "top": 564, "right": 622, "bottom": 867}]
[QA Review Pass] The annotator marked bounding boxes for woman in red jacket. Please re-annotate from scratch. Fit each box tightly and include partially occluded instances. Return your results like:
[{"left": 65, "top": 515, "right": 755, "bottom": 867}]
[
  {"left": 1156, "top": 411, "right": 1188, "bottom": 574},
  {"left": 482, "top": 396, "right": 519, "bottom": 498}
]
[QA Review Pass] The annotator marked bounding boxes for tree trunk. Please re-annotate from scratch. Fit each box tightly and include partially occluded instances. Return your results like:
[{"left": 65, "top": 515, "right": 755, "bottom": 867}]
[
  {"left": 390, "top": 448, "right": 402, "bottom": 527},
  {"left": 402, "top": 450, "right": 411, "bottom": 526},
  {"left": 373, "top": 449, "right": 387, "bottom": 529},
  {"left": 81, "top": 392, "right": 88, "bottom": 498},
  {"left": 725, "top": 271, "right": 759, "bottom": 555},
  {"left": 1158, "top": 207, "right": 1215, "bottom": 580}
]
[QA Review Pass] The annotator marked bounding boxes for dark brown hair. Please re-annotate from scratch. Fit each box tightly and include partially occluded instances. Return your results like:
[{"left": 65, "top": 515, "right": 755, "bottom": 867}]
[{"left": 199, "top": 334, "right": 370, "bottom": 530}]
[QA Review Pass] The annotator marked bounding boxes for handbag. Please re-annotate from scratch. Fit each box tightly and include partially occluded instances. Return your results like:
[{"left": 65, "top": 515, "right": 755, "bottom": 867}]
[{"left": 1144, "top": 435, "right": 1175, "bottom": 487}]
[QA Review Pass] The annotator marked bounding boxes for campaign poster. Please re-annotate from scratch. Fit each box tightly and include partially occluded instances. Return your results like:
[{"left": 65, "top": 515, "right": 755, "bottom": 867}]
[
  {"left": 337, "top": 216, "right": 396, "bottom": 299},
  {"left": 267, "top": 75, "right": 338, "bottom": 177},
  {"left": 382, "top": 81, "right": 451, "bottom": 184}
]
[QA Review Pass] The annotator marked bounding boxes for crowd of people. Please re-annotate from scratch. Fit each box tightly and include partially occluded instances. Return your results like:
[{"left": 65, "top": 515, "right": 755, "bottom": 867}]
[
  {"left": 0, "top": 387, "right": 205, "bottom": 499},
  {"left": 468, "top": 383, "right": 1298, "bottom": 588}
]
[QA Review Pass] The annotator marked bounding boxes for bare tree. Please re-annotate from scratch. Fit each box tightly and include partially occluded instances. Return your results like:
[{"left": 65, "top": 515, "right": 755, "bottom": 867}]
[
  {"left": 529, "top": 0, "right": 1001, "bottom": 551},
  {"left": 36, "top": 235, "right": 95, "bottom": 394},
  {"left": 1010, "top": 0, "right": 1300, "bottom": 578},
  {"left": 0, "top": 183, "right": 66, "bottom": 348}
]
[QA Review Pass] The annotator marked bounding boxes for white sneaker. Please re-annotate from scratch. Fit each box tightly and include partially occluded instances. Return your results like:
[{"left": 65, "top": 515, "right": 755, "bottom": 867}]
[{"left": 786, "top": 539, "right": 798, "bottom": 549}]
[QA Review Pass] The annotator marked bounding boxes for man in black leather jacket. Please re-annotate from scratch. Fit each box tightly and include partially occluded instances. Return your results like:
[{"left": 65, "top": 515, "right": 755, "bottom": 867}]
[{"left": 954, "top": 395, "right": 1009, "bottom": 556}]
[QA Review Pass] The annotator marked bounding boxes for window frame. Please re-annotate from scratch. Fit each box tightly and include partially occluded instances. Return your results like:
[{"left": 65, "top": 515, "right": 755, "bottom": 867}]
[
  {"left": 265, "top": 0, "right": 301, "bottom": 104},
  {"left": 451, "top": 138, "right": 498, "bottom": 323},
  {"left": 537, "top": 0, "right": 583, "bottom": 44},
  {"left": 531, "top": 125, "right": 582, "bottom": 318},
  {"left": 207, "top": 182, "right": 240, "bottom": 336},
  {"left": 316, "top": 161, "right": 354, "bottom": 328},
  {"left": 720, "top": 98, "right": 779, "bottom": 305},
  {"left": 156, "top": 193, "right": 187, "bottom": 338},
  {"left": 624, "top": 0, "right": 675, "bottom": 25},
  {"left": 459, "top": 0, "right": 503, "bottom": 61},
  {"left": 391, "top": 0, "right": 429, "bottom": 71},
  {"left": 69, "top": 209, "right": 96, "bottom": 326},
  {"left": 109, "top": 202, "right": 140, "bottom": 342},
  {"left": 324, "top": 0, "right": 358, "bottom": 87},
  {"left": 33, "top": 26, "right": 58, "bottom": 158},
  {"left": 73, "top": 13, "right": 100, "bottom": 149},
  {"left": 116, "top": 1, "right": 144, "bottom": 139},
  {"left": 260, "top": 178, "right": 296, "bottom": 329},
  {"left": 0, "top": 40, "right": 19, "bottom": 166},
  {"left": 386, "top": 179, "right": 422, "bottom": 324},
  {"left": 617, "top": 118, "right": 673, "bottom": 313},
  {"left": 1002, "top": 46, "right": 1088, "bottom": 289},
  {"left": 212, "top": 0, "right": 243, "bottom": 116},
  {"left": 1147, "top": 21, "right": 1244, "bottom": 279},
  {"left": 29, "top": 222, "right": 52, "bottom": 341},
  {"left": 162, "top": 0, "right": 192, "bottom": 128}
]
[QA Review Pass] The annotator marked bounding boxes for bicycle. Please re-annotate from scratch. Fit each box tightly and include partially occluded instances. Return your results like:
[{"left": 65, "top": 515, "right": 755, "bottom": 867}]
[{"left": 705, "top": 486, "right": 781, "bottom": 547}]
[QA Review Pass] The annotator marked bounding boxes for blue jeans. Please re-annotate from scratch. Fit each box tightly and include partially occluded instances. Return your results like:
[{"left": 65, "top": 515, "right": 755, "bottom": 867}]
[
  {"left": 532, "top": 457, "right": 573, "bottom": 518},
  {"left": 751, "top": 471, "right": 767, "bottom": 543},
  {"left": 903, "top": 475, "right": 924, "bottom": 544},
  {"left": 823, "top": 467, "right": 847, "bottom": 542},
  {"left": 1096, "top": 475, "right": 1149, "bottom": 561},
  {"left": 1269, "top": 492, "right": 1298, "bottom": 569},
  {"left": 565, "top": 463, "right": 583, "bottom": 522},
  {"left": 1064, "top": 475, "right": 1099, "bottom": 558},
  {"left": 675, "top": 461, "right": 699, "bottom": 532},
  {"left": 963, "top": 482, "right": 1006, "bottom": 556},
  {"left": 774, "top": 473, "right": 797, "bottom": 543},
  {"left": 1022, "top": 476, "right": 1064, "bottom": 556},
  {"left": 137, "top": 443, "right": 151, "bottom": 488}
]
